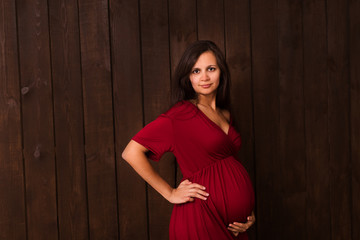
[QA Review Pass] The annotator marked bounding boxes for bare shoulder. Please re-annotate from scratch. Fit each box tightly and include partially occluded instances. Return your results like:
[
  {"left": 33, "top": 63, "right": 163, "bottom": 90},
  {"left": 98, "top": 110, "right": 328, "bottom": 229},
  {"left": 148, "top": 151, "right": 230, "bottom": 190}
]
[{"left": 220, "top": 109, "right": 231, "bottom": 122}]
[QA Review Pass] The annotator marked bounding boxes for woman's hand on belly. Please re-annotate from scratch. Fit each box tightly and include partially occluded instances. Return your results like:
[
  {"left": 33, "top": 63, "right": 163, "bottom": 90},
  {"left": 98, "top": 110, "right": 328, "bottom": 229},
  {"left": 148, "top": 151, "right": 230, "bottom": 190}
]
[
  {"left": 227, "top": 211, "right": 256, "bottom": 236},
  {"left": 168, "top": 179, "right": 209, "bottom": 204}
]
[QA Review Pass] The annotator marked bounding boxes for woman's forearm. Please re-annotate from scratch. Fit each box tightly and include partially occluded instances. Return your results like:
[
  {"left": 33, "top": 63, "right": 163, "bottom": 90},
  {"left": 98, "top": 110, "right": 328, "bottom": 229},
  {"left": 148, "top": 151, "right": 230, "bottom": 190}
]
[{"left": 122, "top": 140, "right": 173, "bottom": 201}]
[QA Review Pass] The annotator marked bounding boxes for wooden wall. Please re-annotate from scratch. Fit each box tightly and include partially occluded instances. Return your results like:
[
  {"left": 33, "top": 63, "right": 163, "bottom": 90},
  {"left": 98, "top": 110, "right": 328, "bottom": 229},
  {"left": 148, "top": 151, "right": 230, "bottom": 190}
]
[{"left": 0, "top": 0, "right": 359, "bottom": 239}]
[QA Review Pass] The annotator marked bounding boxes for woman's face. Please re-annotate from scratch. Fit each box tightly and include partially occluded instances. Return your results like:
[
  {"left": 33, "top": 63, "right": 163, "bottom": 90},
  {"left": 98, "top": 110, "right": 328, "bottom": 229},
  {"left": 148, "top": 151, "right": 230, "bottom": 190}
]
[{"left": 189, "top": 51, "right": 220, "bottom": 98}]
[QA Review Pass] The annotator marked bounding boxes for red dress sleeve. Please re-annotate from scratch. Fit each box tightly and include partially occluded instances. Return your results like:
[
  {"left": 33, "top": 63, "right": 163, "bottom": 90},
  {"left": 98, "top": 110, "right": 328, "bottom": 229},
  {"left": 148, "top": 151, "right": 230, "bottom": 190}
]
[{"left": 132, "top": 114, "right": 174, "bottom": 161}]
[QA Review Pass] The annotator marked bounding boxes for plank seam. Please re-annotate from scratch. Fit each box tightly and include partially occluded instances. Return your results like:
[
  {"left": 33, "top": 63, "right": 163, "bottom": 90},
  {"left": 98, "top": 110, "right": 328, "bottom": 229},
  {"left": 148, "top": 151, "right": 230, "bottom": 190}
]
[
  {"left": 106, "top": 0, "right": 121, "bottom": 238},
  {"left": 14, "top": 0, "right": 29, "bottom": 238},
  {"left": 45, "top": 0, "right": 60, "bottom": 238},
  {"left": 324, "top": 0, "right": 333, "bottom": 239},
  {"left": 75, "top": 0, "right": 91, "bottom": 237},
  {"left": 300, "top": 0, "right": 308, "bottom": 238},
  {"left": 195, "top": 0, "right": 199, "bottom": 40},
  {"left": 137, "top": 1, "right": 150, "bottom": 239},
  {"left": 346, "top": 0, "right": 354, "bottom": 238},
  {"left": 222, "top": 0, "right": 226, "bottom": 56},
  {"left": 247, "top": 0, "right": 258, "bottom": 239},
  {"left": 166, "top": 0, "right": 177, "bottom": 189}
]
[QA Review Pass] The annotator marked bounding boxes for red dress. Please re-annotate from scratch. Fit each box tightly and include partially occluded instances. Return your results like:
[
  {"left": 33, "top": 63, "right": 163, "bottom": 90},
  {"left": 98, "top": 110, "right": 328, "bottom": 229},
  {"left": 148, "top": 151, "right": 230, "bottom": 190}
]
[{"left": 132, "top": 101, "right": 255, "bottom": 240}]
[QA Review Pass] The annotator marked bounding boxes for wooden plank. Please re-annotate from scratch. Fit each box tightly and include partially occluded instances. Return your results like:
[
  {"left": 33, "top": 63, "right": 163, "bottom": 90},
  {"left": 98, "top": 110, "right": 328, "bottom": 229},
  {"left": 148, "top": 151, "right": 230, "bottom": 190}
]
[
  {"left": 349, "top": 0, "right": 360, "bottom": 239},
  {"left": 327, "top": 0, "right": 352, "bottom": 239},
  {"left": 168, "top": 0, "right": 197, "bottom": 185},
  {"left": 224, "top": 0, "right": 256, "bottom": 238},
  {"left": 77, "top": 0, "right": 118, "bottom": 239},
  {"left": 0, "top": 0, "right": 26, "bottom": 239},
  {"left": 224, "top": 0, "right": 254, "bottom": 192},
  {"left": 139, "top": 0, "right": 174, "bottom": 239},
  {"left": 16, "top": 1, "right": 58, "bottom": 239},
  {"left": 302, "top": 0, "right": 331, "bottom": 239},
  {"left": 197, "top": 0, "right": 225, "bottom": 51},
  {"left": 250, "top": 0, "right": 280, "bottom": 238},
  {"left": 47, "top": 0, "right": 89, "bottom": 239},
  {"left": 109, "top": 0, "right": 148, "bottom": 239},
  {"left": 277, "top": 0, "right": 306, "bottom": 239},
  {"left": 168, "top": 0, "right": 197, "bottom": 76}
]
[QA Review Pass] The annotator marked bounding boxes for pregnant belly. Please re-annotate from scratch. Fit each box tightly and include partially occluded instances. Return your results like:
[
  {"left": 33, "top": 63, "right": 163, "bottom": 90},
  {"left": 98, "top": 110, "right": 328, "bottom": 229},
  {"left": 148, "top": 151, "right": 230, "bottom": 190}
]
[{"left": 188, "top": 156, "right": 255, "bottom": 224}]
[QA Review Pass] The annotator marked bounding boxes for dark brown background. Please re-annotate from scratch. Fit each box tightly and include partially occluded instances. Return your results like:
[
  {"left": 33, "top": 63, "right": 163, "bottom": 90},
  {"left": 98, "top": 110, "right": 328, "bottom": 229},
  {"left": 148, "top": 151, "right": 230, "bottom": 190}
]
[{"left": 1, "top": 0, "right": 359, "bottom": 239}]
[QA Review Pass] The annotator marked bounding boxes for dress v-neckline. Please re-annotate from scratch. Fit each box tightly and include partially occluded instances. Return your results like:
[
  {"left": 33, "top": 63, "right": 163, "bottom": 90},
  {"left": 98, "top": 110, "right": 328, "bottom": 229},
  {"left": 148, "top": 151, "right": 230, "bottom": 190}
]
[{"left": 184, "top": 100, "right": 231, "bottom": 136}]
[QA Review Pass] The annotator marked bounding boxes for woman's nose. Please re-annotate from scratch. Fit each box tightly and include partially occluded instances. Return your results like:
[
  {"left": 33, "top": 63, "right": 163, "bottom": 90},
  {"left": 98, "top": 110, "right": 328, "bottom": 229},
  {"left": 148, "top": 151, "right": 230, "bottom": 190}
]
[{"left": 200, "top": 71, "right": 210, "bottom": 81}]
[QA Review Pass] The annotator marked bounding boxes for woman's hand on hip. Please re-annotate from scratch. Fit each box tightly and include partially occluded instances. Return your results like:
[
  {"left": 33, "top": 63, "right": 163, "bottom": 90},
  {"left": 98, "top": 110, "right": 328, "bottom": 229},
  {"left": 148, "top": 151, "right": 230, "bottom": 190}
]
[
  {"left": 228, "top": 211, "right": 256, "bottom": 236},
  {"left": 168, "top": 179, "right": 209, "bottom": 204}
]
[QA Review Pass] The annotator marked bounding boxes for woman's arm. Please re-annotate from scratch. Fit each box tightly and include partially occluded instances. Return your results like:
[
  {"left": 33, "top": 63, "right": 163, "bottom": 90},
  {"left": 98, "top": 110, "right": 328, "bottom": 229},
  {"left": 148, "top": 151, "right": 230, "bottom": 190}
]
[{"left": 122, "top": 140, "right": 209, "bottom": 204}]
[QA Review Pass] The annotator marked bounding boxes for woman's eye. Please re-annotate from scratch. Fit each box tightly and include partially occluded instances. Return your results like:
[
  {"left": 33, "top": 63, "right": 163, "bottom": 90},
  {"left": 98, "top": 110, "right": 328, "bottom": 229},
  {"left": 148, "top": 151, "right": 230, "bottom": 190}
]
[
  {"left": 208, "top": 67, "right": 216, "bottom": 71},
  {"left": 192, "top": 69, "right": 200, "bottom": 74}
]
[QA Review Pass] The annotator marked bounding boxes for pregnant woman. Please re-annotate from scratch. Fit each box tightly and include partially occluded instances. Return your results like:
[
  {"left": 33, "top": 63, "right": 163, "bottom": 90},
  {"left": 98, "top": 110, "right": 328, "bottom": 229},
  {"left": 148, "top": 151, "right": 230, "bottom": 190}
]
[{"left": 122, "top": 40, "right": 255, "bottom": 239}]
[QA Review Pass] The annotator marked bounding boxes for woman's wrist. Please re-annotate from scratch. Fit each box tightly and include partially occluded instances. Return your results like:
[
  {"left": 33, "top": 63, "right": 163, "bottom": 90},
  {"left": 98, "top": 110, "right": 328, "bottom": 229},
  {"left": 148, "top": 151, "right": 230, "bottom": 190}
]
[{"left": 164, "top": 187, "right": 175, "bottom": 203}]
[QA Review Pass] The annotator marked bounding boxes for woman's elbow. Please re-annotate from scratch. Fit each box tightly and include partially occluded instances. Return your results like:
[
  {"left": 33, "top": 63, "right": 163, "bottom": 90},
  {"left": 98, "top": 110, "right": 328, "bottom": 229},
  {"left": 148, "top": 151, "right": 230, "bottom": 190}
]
[
  {"left": 121, "top": 140, "right": 146, "bottom": 162},
  {"left": 121, "top": 146, "right": 131, "bottom": 162}
]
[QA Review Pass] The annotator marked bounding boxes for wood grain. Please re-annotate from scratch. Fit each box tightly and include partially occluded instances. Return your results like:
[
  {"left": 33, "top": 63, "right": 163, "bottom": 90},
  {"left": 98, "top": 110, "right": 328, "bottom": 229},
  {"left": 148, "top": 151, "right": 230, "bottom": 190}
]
[
  {"left": 327, "top": 0, "right": 352, "bottom": 239},
  {"left": 77, "top": 0, "right": 118, "bottom": 238},
  {"left": 303, "top": 0, "right": 331, "bottom": 239},
  {"left": 109, "top": 0, "right": 148, "bottom": 239},
  {"left": 0, "top": 0, "right": 26, "bottom": 239},
  {"left": 16, "top": 0, "right": 58, "bottom": 239},
  {"left": 277, "top": 0, "right": 306, "bottom": 239},
  {"left": 224, "top": 0, "right": 254, "bottom": 188},
  {"left": 0, "top": 1, "right": 359, "bottom": 239},
  {"left": 197, "top": 0, "right": 225, "bottom": 51},
  {"left": 349, "top": 0, "right": 360, "bottom": 239},
  {"left": 250, "top": 0, "right": 280, "bottom": 238},
  {"left": 139, "top": 0, "right": 174, "bottom": 239},
  {"left": 48, "top": 0, "right": 89, "bottom": 239}
]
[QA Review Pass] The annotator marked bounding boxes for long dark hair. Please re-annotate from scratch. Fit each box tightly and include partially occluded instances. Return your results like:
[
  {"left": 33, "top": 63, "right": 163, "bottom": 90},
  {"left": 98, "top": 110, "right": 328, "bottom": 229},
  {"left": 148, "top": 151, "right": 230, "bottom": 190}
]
[{"left": 171, "top": 40, "right": 231, "bottom": 110}]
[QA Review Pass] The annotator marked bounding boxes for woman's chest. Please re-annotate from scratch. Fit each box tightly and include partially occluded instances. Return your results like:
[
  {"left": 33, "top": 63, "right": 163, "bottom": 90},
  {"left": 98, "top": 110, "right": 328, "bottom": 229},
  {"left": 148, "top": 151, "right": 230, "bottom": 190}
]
[{"left": 173, "top": 117, "right": 238, "bottom": 158}]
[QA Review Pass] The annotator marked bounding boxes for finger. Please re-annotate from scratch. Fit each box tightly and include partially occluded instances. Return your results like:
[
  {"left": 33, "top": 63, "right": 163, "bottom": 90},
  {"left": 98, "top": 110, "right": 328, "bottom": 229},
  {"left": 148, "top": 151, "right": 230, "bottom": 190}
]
[
  {"left": 249, "top": 212, "right": 256, "bottom": 221},
  {"left": 189, "top": 183, "right": 207, "bottom": 190},
  {"left": 228, "top": 224, "right": 245, "bottom": 232},
  {"left": 244, "top": 217, "right": 255, "bottom": 228},
  {"left": 228, "top": 225, "right": 246, "bottom": 233},
  {"left": 186, "top": 191, "right": 208, "bottom": 200},
  {"left": 234, "top": 221, "right": 253, "bottom": 227},
  {"left": 229, "top": 223, "right": 247, "bottom": 232},
  {"left": 232, "top": 222, "right": 246, "bottom": 227},
  {"left": 247, "top": 214, "right": 255, "bottom": 221},
  {"left": 229, "top": 224, "right": 247, "bottom": 232},
  {"left": 228, "top": 226, "right": 246, "bottom": 233},
  {"left": 182, "top": 195, "right": 194, "bottom": 202},
  {"left": 243, "top": 218, "right": 253, "bottom": 227},
  {"left": 188, "top": 188, "right": 209, "bottom": 197},
  {"left": 248, "top": 216, "right": 255, "bottom": 223},
  {"left": 247, "top": 219, "right": 255, "bottom": 226}
]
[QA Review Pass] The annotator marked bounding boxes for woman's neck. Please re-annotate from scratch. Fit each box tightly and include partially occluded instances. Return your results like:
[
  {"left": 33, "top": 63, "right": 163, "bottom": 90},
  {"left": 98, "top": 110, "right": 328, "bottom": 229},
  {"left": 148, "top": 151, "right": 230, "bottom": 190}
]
[{"left": 196, "top": 94, "right": 217, "bottom": 111}]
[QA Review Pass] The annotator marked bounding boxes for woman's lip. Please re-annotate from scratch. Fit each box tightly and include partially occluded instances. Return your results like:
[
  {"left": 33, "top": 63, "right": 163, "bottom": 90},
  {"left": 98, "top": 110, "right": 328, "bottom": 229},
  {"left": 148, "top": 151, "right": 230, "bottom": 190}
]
[{"left": 200, "top": 84, "right": 212, "bottom": 88}]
